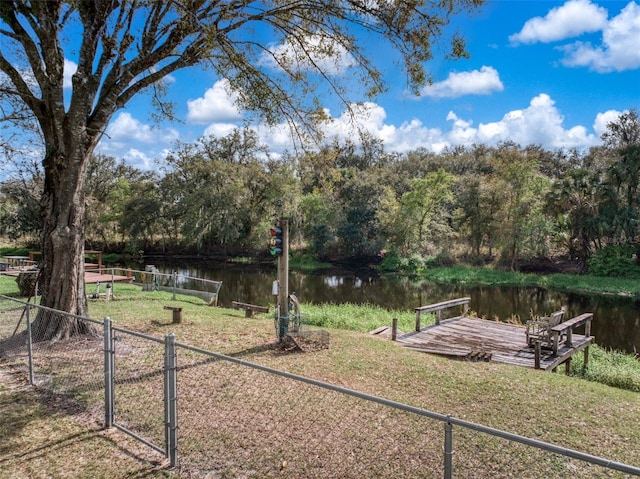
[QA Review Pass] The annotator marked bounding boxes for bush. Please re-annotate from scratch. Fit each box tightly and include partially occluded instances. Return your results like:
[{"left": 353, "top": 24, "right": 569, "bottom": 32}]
[{"left": 587, "top": 245, "right": 640, "bottom": 279}]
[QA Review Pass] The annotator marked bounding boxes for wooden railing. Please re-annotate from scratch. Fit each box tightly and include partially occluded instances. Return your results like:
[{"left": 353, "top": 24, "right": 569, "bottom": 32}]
[
  {"left": 414, "top": 297, "right": 471, "bottom": 331},
  {"left": 534, "top": 312, "right": 594, "bottom": 370}
]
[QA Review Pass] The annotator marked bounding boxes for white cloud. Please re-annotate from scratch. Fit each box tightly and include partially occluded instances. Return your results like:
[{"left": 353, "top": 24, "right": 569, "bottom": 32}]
[
  {"left": 420, "top": 66, "right": 504, "bottom": 99},
  {"left": 560, "top": 2, "right": 640, "bottom": 72},
  {"left": 187, "top": 79, "right": 242, "bottom": 124},
  {"left": 203, "top": 122, "right": 240, "bottom": 139},
  {"left": 96, "top": 112, "right": 180, "bottom": 168},
  {"left": 509, "top": 0, "right": 608, "bottom": 44},
  {"left": 122, "top": 148, "right": 154, "bottom": 171},
  {"left": 63, "top": 59, "right": 77, "bottom": 89},
  {"left": 106, "top": 112, "right": 160, "bottom": 143},
  {"left": 251, "top": 95, "right": 603, "bottom": 155},
  {"left": 261, "top": 32, "right": 356, "bottom": 75},
  {"left": 445, "top": 94, "right": 599, "bottom": 149},
  {"left": 593, "top": 109, "right": 625, "bottom": 137}
]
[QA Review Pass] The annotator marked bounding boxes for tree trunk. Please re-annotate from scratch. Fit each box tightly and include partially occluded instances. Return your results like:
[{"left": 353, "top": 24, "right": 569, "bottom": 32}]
[{"left": 32, "top": 148, "right": 97, "bottom": 341}]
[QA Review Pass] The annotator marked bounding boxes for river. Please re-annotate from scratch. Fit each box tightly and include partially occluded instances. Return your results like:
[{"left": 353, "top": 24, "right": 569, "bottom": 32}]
[{"left": 149, "top": 260, "right": 639, "bottom": 354}]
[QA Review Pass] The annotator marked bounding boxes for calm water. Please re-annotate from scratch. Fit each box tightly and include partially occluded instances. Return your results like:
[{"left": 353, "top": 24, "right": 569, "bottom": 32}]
[{"left": 150, "top": 261, "right": 640, "bottom": 354}]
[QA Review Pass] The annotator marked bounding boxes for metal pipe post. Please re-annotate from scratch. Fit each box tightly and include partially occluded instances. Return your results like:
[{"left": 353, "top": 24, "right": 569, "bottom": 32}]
[
  {"left": 26, "top": 305, "right": 33, "bottom": 385},
  {"left": 444, "top": 416, "right": 454, "bottom": 479},
  {"left": 164, "top": 333, "right": 178, "bottom": 467},
  {"left": 103, "top": 316, "right": 114, "bottom": 428}
]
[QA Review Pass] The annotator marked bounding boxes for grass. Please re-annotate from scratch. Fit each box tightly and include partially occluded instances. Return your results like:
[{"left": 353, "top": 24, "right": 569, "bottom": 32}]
[
  {"left": 421, "top": 265, "right": 640, "bottom": 298},
  {"left": 1, "top": 276, "right": 640, "bottom": 477}
]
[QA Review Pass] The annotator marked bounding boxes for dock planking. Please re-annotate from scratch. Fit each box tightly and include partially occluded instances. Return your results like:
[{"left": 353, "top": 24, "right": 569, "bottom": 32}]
[{"left": 398, "top": 316, "right": 594, "bottom": 371}]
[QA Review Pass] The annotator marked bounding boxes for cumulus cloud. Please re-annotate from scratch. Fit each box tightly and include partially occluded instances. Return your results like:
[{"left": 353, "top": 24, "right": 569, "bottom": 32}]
[
  {"left": 96, "top": 112, "right": 180, "bottom": 168},
  {"left": 445, "top": 94, "right": 599, "bottom": 149},
  {"left": 420, "top": 66, "right": 504, "bottom": 99},
  {"left": 261, "top": 32, "right": 356, "bottom": 75},
  {"left": 187, "top": 79, "right": 242, "bottom": 124},
  {"left": 203, "top": 122, "right": 241, "bottom": 139},
  {"left": 593, "top": 109, "right": 625, "bottom": 137},
  {"left": 311, "top": 94, "right": 600, "bottom": 153},
  {"left": 509, "top": 0, "right": 608, "bottom": 44},
  {"left": 559, "top": 2, "right": 640, "bottom": 72},
  {"left": 122, "top": 148, "right": 155, "bottom": 171},
  {"left": 105, "top": 112, "right": 162, "bottom": 143}
]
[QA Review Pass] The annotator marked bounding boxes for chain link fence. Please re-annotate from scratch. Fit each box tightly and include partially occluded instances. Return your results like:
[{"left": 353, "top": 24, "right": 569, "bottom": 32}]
[{"left": 1, "top": 293, "right": 639, "bottom": 478}]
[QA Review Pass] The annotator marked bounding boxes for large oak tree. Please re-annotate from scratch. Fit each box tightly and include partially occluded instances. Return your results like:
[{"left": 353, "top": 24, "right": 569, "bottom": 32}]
[{"left": 0, "top": 0, "right": 483, "bottom": 339}]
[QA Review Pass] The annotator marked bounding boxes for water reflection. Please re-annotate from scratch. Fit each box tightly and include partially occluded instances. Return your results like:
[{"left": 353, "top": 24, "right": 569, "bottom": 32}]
[{"left": 150, "top": 261, "right": 639, "bottom": 354}]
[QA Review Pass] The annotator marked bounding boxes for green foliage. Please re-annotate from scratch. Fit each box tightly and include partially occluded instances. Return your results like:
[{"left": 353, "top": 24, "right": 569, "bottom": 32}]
[
  {"left": 571, "top": 345, "right": 640, "bottom": 392},
  {"left": 378, "top": 251, "right": 426, "bottom": 274},
  {"left": 289, "top": 251, "right": 333, "bottom": 271},
  {"left": 587, "top": 244, "right": 640, "bottom": 278}
]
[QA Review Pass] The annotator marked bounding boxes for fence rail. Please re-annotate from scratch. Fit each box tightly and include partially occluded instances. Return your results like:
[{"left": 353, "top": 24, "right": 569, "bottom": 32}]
[{"left": 1, "top": 294, "right": 639, "bottom": 478}]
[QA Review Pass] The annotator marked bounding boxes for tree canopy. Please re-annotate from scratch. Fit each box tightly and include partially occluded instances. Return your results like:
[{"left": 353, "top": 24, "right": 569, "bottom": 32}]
[{"left": 0, "top": 0, "right": 484, "bottom": 337}]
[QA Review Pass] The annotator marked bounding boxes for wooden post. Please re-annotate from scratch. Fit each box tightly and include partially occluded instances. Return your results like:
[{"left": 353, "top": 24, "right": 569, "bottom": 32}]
[
  {"left": 277, "top": 219, "right": 289, "bottom": 341},
  {"left": 391, "top": 318, "right": 398, "bottom": 341},
  {"left": 565, "top": 357, "right": 572, "bottom": 375},
  {"left": 584, "top": 346, "right": 590, "bottom": 369},
  {"left": 415, "top": 311, "right": 421, "bottom": 332},
  {"left": 436, "top": 310, "right": 442, "bottom": 325},
  {"left": 164, "top": 306, "right": 183, "bottom": 324},
  {"left": 534, "top": 341, "right": 541, "bottom": 369}
]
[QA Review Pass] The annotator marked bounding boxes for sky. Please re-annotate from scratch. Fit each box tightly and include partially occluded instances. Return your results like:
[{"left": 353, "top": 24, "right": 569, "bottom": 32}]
[{"left": 56, "top": 1, "right": 640, "bottom": 170}]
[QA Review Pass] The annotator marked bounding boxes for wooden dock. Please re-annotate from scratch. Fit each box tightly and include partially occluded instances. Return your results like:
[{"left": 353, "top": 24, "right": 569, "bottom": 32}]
[
  {"left": 1, "top": 268, "right": 131, "bottom": 284},
  {"left": 397, "top": 316, "right": 594, "bottom": 372}
]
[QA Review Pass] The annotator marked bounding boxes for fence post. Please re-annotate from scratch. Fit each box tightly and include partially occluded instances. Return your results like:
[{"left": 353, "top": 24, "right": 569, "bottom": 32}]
[
  {"left": 26, "top": 304, "right": 33, "bottom": 385},
  {"left": 104, "top": 316, "right": 114, "bottom": 428},
  {"left": 444, "top": 416, "right": 453, "bottom": 479},
  {"left": 164, "top": 333, "right": 178, "bottom": 467}
]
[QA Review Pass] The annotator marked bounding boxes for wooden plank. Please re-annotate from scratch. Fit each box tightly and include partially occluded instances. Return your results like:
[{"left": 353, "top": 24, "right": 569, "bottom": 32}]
[
  {"left": 415, "top": 297, "right": 471, "bottom": 313},
  {"left": 232, "top": 301, "right": 269, "bottom": 313},
  {"left": 550, "top": 313, "right": 593, "bottom": 334}
]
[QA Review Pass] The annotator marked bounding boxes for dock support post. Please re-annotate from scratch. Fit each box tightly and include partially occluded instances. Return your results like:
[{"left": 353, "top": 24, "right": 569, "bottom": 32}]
[
  {"left": 415, "top": 311, "right": 421, "bottom": 332},
  {"left": 534, "top": 341, "right": 541, "bottom": 369},
  {"left": 565, "top": 357, "right": 572, "bottom": 376},
  {"left": 391, "top": 318, "right": 398, "bottom": 341},
  {"left": 583, "top": 346, "right": 590, "bottom": 369}
]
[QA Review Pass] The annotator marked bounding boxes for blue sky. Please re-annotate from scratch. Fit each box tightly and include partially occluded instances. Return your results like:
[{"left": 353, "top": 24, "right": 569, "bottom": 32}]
[{"left": 88, "top": 1, "right": 640, "bottom": 170}]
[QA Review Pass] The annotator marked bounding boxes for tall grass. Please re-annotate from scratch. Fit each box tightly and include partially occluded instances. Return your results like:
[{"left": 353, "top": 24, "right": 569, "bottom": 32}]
[
  {"left": 302, "top": 303, "right": 420, "bottom": 334},
  {"left": 571, "top": 345, "right": 640, "bottom": 392}
]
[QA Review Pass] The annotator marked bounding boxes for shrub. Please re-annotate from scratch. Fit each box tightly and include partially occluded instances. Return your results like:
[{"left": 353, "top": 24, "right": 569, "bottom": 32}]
[{"left": 587, "top": 244, "right": 640, "bottom": 279}]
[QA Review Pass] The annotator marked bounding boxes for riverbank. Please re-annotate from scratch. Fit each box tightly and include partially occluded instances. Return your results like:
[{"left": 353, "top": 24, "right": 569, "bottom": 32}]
[{"left": 417, "top": 266, "right": 640, "bottom": 298}]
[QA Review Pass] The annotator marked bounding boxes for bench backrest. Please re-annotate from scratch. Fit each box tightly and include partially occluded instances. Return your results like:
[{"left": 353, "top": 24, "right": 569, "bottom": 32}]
[{"left": 548, "top": 308, "right": 565, "bottom": 328}]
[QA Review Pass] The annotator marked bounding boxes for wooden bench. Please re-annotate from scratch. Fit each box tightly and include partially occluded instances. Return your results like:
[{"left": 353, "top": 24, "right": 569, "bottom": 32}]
[
  {"left": 232, "top": 301, "right": 269, "bottom": 318},
  {"left": 526, "top": 308, "right": 565, "bottom": 349},
  {"left": 414, "top": 297, "right": 471, "bottom": 331},
  {"left": 164, "top": 305, "right": 183, "bottom": 324}
]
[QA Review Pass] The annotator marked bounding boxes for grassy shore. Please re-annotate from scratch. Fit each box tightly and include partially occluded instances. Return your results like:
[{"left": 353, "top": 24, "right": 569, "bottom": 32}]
[
  {"left": 1, "top": 275, "right": 639, "bottom": 477},
  {"left": 418, "top": 265, "right": 640, "bottom": 298}
]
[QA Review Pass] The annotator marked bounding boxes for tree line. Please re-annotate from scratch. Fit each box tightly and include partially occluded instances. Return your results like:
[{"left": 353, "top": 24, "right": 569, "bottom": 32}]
[{"left": 2, "top": 110, "right": 639, "bottom": 276}]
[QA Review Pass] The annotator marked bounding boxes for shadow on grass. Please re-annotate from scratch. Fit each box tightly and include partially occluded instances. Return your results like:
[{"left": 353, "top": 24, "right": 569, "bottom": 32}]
[{"left": 0, "top": 367, "right": 169, "bottom": 478}]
